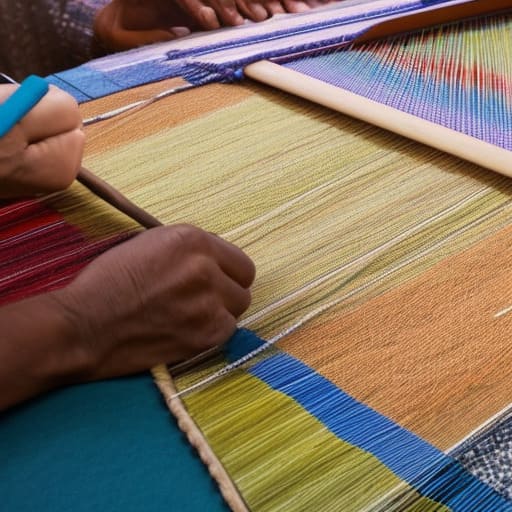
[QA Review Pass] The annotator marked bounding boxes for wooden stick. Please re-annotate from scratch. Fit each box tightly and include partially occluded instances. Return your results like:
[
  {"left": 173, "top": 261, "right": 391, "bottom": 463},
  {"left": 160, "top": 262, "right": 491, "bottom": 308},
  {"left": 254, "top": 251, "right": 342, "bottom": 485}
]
[
  {"left": 244, "top": 60, "right": 512, "bottom": 179},
  {"left": 77, "top": 167, "right": 162, "bottom": 229}
]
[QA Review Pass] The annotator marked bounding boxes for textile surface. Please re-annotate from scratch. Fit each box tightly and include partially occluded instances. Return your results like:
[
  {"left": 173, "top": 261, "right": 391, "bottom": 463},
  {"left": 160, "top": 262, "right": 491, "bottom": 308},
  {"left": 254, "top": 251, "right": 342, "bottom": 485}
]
[
  {"left": 284, "top": 13, "right": 512, "bottom": 150},
  {"left": 2, "top": 5, "right": 512, "bottom": 508},
  {"left": 47, "top": 0, "right": 466, "bottom": 101},
  {"left": 0, "top": 0, "right": 107, "bottom": 80},
  {"left": 454, "top": 414, "right": 512, "bottom": 502},
  {"left": 0, "top": 373, "right": 228, "bottom": 512},
  {"left": 1, "top": 75, "right": 511, "bottom": 509},
  {"left": 80, "top": 78, "right": 512, "bottom": 509}
]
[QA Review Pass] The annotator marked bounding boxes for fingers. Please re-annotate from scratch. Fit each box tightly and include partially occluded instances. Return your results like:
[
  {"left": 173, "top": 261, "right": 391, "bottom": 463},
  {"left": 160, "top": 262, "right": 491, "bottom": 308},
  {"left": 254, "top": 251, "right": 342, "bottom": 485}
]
[
  {"left": 94, "top": 1, "right": 184, "bottom": 51},
  {"left": 15, "top": 128, "right": 85, "bottom": 195},
  {"left": 0, "top": 84, "right": 84, "bottom": 198},
  {"left": 0, "top": 84, "right": 17, "bottom": 103},
  {"left": 235, "top": 0, "right": 269, "bottom": 21},
  {"left": 215, "top": 269, "right": 252, "bottom": 317},
  {"left": 281, "top": 0, "right": 310, "bottom": 12},
  {"left": 176, "top": 0, "right": 244, "bottom": 30},
  {"left": 208, "top": 233, "right": 256, "bottom": 289},
  {"left": 212, "top": 0, "right": 245, "bottom": 26},
  {"left": 18, "top": 86, "right": 82, "bottom": 143},
  {"left": 264, "top": 0, "right": 285, "bottom": 15},
  {"left": 58, "top": 223, "right": 255, "bottom": 378}
]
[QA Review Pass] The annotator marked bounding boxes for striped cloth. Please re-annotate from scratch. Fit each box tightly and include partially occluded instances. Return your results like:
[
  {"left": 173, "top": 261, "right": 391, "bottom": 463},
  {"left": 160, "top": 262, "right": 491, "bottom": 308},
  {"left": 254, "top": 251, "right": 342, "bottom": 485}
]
[
  {"left": 2, "top": 3, "right": 512, "bottom": 509},
  {"left": 81, "top": 77, "right": 512, "bottom": 510}
]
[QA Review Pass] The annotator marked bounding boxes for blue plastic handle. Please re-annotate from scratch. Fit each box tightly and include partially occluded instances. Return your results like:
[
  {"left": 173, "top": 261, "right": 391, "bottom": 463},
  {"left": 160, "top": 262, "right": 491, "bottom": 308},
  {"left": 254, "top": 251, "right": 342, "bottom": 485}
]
[{"left": 0, "top": 75, "right": 49, "bottom": 137}]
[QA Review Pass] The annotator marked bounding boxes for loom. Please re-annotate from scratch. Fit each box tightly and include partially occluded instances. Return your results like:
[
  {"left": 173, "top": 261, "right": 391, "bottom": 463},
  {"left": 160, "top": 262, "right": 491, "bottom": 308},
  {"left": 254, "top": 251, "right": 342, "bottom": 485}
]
[{"left": 3, "top": 0, "right": 512, "bottom": 510}]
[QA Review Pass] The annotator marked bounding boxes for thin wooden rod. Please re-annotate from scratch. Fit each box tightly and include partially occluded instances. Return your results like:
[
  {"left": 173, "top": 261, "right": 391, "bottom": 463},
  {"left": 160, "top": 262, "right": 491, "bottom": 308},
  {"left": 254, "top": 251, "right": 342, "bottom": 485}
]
[
  {"left": 77, "top": 166, "right": 162, "bottom": 229},
  {"left": 244, "top": 60, "right": 512, "bottom": 179}
]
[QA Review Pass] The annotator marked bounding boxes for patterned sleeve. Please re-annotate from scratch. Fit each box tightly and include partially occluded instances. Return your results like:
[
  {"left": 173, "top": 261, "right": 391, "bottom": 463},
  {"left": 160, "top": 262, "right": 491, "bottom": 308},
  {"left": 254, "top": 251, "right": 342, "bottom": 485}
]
[
  {"left": 57, "top": 0, "right": 110, "bottom": 62},
  {"left": 0, "top": 0, "right": 110, "bottom": 79}
]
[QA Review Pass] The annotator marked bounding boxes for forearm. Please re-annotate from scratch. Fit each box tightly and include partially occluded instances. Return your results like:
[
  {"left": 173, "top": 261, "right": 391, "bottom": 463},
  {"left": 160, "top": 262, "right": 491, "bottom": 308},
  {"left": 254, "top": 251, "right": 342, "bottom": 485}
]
[{"left": 0, "top": 291, "right": 88, "bottom": 411}]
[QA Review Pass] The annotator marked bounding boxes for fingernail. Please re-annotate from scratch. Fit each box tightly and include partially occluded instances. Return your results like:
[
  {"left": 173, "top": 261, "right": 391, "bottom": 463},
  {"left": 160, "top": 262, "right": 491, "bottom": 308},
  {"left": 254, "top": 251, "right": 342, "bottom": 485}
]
[
  {"left": 250, "top": 4, "right": 268, "bottom": 20},
  {"left": 292, "top": 1, "right": 309, "bottom": 12},
  {"left": 226, "top": 8, "right": 245, "bottom": 25},
  {"left": 170, "top": 26, "right": 191, "bottom": 37},
  {"left": 200, "top": 6, "right": 221, "bottom": 29}
]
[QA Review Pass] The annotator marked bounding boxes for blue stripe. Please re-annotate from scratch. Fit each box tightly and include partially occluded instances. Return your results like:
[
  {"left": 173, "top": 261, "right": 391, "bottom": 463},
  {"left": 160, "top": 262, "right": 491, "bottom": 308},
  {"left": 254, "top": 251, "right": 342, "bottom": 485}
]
[
  {"left": 48, "top": 66, "right": 122, "bottom": 101},
  {"left": 226, "top": 329, "right": 512, "bottom": 511}
]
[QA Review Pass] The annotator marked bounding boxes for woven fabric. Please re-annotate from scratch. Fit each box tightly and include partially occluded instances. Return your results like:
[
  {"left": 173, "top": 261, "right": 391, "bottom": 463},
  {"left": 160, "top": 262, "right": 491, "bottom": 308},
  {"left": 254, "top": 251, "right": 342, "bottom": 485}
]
[
  {"left": 79, "top": 78, "right": 512, "bottom": 510},
  {"left": 454, "top": 415, "right": 512, "bottom": 501},
  {"left": 0, "top": 0, "right": 107, "bottom": 80},
  {"left": 2, "top": 5, "right": 512, "bottom": 508},
  {"left": 284, "top": 13, "right": 512, "bottom": 150},
  {"left": 0, "top": 184, "right": 140, "bottom": 305},
  {"left": 47, "top": 0, "right": 466, "bottom": 101}
]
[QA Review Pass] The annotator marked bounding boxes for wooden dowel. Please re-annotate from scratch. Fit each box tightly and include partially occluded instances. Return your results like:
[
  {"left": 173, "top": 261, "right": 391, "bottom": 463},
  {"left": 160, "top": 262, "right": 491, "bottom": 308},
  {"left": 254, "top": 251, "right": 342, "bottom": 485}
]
[
  {"left": 77, "top": 167, "right": 162, "bottom": 229},
  {"left": 245, "top": 60, "right": 512, "bottom": 179}
]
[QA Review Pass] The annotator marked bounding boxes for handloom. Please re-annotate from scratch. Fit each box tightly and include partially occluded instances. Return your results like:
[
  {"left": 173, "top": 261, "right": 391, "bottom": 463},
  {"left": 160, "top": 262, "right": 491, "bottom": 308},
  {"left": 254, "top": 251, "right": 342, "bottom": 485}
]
[{"left": 2, "top": 2, "right": 512, "bottom": 511}]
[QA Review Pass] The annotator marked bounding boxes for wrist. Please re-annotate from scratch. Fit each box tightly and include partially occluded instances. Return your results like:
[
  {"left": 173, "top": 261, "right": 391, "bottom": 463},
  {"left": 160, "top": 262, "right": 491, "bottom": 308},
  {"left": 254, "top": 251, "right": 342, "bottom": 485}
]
[
  {"left": 0, "top": 290, "right": 96, "bottom": 410},
  {"left": 39, "top": 289, "right": 97, "bottom": 385}
]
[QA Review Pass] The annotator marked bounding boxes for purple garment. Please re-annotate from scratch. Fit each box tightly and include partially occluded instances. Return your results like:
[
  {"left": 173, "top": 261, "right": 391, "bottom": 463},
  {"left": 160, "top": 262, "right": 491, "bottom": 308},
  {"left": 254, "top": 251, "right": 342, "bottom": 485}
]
[{"left": 0, "top": 0, "right": 109, "bottom": 79}]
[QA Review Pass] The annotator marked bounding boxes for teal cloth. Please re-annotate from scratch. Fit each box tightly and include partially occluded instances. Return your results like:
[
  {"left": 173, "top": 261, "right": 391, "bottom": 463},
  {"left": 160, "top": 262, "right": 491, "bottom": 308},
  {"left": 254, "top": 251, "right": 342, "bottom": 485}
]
[{"left": 0, "top": 374, "right": 228, "bottom": 512}]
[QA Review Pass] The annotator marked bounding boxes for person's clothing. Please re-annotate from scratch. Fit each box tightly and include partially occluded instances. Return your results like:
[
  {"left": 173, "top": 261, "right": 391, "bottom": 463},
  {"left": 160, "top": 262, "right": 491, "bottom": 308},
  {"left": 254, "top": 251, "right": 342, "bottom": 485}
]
[{"left": 0, "top": 0, "right": 108, "bottom": 80}]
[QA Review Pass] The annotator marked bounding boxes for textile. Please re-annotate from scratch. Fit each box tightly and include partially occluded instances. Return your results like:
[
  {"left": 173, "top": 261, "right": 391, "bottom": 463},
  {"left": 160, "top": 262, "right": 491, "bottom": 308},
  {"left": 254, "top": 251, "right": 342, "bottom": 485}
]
[
  {"left": 79, "top": 77, "right": 512, "bottom": 509},
  {"left": 284, "top": 13, "right": 512, "bottom": 150},
  {"left": 2, "top": 4, "right": 512, "bottom": 509},
  {"left": 47, "top": 0, "right": 470, "bottom": 101},
  {"left": 1, "top": 74, "right": 511, "bottom": 509},
  {"left": 0, "top": 374, "right": 228, "bottom": 512},
  {"left": 0, "top": 0, "right": 107, "bottom": 80}
]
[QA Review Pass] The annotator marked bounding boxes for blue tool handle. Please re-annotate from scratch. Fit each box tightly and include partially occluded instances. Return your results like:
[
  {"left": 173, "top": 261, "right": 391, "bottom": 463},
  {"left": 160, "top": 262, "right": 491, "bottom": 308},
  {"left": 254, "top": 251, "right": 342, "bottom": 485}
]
[{"left": 0, "top": 75, "right": 49, "bottom": 137}]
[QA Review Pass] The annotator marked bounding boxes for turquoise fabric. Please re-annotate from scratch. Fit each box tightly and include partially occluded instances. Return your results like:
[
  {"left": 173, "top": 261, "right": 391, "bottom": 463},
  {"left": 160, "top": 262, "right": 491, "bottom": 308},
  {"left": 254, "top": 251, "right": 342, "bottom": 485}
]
[{"left": 0, "top": 374, "right": 228, "bottom": 512}]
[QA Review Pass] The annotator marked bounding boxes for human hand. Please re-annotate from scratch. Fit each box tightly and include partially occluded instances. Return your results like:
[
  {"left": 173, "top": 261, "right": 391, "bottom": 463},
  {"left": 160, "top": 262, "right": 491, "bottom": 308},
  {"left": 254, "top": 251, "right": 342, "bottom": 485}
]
[
  {"left": 94, "top": 0, "right": 195, "bottom": 51},
  {"left": 0, "top": 84, "right": 84, "bottom": 198},
  {"left": 55, "top": 224, "right": 255, "bottom": 380},
  {"left": 165, "top": 0, "right": 335, "bottom": 30},
  {"left": 94, "top": 0, "right": 335, "bottom": 52}
]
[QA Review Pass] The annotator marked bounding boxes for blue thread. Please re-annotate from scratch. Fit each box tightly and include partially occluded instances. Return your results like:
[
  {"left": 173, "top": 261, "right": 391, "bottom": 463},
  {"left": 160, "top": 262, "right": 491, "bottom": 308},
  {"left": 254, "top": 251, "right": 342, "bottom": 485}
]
[
  {"left": 0, "top": 76, "right": 49, "bottom": 137},
  {"left": 225, "top": 329, "right": 512, "bottom": 511}
]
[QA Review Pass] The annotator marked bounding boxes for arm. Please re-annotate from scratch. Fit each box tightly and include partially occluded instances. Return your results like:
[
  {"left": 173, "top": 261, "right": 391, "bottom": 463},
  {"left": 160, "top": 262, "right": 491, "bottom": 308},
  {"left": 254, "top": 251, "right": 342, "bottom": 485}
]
[
  {"left": 0, "top": 82, "right": 255, "bottom": 411},
  {"left": 0, "top": 225, "right": 255, "bottom": 411}
]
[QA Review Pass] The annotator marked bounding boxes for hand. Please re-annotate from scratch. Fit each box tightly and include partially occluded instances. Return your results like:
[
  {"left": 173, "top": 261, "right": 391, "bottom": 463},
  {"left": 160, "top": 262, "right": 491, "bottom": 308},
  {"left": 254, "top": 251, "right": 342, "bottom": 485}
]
[
  {"left": 94, "top": 0, "right": 196, "bottom": 51},
  {"left": 165, "top": 0, "right": 334, "bottom": 30},
  {"left": 55, "top": 224, "right": 255, "bottom": 380},
  {"left": 94, "top": 0, "right": 335, "bottom": 52},
  {"left": 0, "top": 85, "right": 84, "bottom": 198}
]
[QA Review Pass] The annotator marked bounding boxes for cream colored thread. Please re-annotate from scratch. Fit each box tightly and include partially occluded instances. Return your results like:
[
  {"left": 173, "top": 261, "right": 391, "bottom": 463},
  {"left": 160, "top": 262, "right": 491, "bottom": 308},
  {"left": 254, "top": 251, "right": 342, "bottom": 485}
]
[
  {"left": 83, "top": 84, "right": 195, "bottom": 126},
  {"left": 494, "top": 304, "right": 512, "bottom": 318}
]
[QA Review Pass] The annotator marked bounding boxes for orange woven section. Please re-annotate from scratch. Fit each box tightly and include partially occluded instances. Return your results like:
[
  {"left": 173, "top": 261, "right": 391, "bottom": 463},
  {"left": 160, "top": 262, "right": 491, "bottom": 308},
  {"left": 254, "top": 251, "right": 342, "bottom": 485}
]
[{"left": 280, "top": 224, "right": 512, "bottom": 450}]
